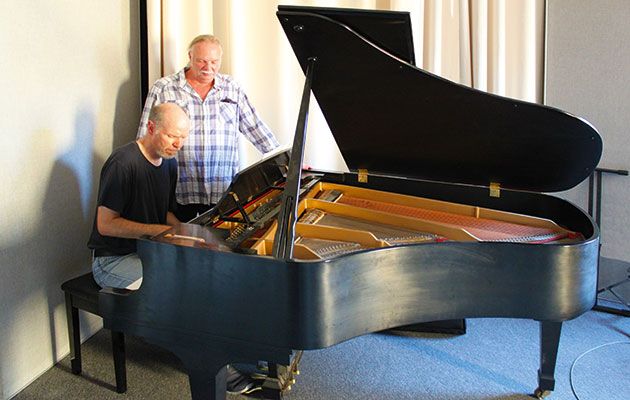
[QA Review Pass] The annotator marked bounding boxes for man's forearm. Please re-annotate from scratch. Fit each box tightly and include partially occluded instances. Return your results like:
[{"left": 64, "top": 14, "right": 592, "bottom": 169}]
[
  {"left": 166, "top": 211, "right": 180, "bottom": 227},
  {"left": 97, "top": 206, "right": 172, "bottom": 239},
  {"left": 99, "top": 217, "right": 171, "bottom": 239}
]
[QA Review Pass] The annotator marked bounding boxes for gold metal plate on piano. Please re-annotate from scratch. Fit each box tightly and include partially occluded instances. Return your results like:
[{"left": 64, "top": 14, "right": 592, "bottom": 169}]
[
  {"left": 358, "top": 169, "right": 368, "bottom": 183},
  {"left": 490, "top": 182, "right": 501, "bottom": 198}
]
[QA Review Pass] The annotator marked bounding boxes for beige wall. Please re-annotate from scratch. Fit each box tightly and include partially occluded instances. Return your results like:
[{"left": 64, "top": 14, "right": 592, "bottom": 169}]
[
  {"left": 0, "top": 1, "right": 140, "bottom": 398},
  {"left": 546, "top": 0, "right": 630, "bottom": 263}
]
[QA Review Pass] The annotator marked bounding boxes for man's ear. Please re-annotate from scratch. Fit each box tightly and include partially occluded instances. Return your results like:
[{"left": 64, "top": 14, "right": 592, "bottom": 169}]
[{"left": 147, "top": 120, "right": 155, "bottom": 136}]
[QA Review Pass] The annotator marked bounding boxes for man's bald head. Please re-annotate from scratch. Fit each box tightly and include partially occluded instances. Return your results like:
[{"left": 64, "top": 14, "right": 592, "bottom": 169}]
[{"left": 148, "top": 102, "right": 188, "bottom": 129}]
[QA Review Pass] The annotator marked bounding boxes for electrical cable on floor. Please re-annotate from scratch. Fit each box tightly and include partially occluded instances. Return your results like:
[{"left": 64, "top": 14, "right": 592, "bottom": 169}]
[{"left": 570, "top": 340, "right": 630, "bottom": 400}]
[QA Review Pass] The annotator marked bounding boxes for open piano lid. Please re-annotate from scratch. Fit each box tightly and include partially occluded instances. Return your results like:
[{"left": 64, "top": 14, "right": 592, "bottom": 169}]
[{"left": 277, "top": 5, "right": 603, "bottom": 193}]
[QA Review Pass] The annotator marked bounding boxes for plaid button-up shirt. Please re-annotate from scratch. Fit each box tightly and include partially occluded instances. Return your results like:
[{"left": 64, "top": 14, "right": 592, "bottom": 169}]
[{"left": 137, "top": 69, "right": 280, "bottom": 205}]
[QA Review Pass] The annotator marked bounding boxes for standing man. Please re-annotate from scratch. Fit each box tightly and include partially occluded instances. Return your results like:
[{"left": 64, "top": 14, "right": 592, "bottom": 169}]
[
  {"left": 137, "top": 34, "right": 280, "bottom": 221},
  {"left": 88, "top": 102, "right": 189, "bottom": 289}
]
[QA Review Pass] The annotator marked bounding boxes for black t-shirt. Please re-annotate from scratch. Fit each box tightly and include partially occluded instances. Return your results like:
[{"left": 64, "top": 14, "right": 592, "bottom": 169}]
[{"left": 88, "top": 142, "right": 177, "bottom": 255}]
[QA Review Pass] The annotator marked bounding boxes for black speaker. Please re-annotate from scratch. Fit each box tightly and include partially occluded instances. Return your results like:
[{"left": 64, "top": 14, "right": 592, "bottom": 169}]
[{"left": 390, "top": 319, "right": 466, "bottom": 335}]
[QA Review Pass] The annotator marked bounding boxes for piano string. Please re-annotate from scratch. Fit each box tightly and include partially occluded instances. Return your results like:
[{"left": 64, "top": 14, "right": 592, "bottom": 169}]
[{"left": 206, "top": 182, "right": 582, "bottom": 261}]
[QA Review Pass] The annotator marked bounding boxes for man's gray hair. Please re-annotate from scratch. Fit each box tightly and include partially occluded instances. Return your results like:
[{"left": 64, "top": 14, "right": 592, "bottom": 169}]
[{"left": 188, "top": 34, "right": 221, "bottom": 52}]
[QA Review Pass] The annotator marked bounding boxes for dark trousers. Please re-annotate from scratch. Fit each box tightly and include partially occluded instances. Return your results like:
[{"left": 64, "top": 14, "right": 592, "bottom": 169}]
[{"left": 175, "top": 203, "right": 213, "bottom": 223}]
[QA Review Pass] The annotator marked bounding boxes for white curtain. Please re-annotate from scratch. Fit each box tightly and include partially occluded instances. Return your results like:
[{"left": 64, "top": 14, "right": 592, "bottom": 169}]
[{"left": 146, "top": 0, "right": 545, "bottom": 172}]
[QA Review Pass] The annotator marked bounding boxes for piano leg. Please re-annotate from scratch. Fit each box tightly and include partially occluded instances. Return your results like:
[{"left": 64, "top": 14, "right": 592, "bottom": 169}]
[
  {"left": 535, "top": 321, "right": 562, "bottom": 399},
  {"left": 187, "top": 364, "right": 227, "bottom": 400},
  {"left": 156, "top": 342, "right": 229, "bottom": 400},
  {"left": 149, "top": 337, "right": 292, "bottom": 400}
]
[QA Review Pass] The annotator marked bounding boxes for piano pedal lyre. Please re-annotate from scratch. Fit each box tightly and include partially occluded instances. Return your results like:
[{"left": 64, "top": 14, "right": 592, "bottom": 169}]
[{"left": 256, "top": 351, "right": 304, "bottom": 397}]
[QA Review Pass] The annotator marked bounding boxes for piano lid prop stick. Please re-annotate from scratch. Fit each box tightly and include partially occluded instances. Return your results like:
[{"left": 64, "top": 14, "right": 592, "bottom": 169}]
[
  {"left": 163, "top": 233, "right": 206, "bottom": 243},
  {"left": 273, "top": 56, "right": 317, "bottom": 260}
]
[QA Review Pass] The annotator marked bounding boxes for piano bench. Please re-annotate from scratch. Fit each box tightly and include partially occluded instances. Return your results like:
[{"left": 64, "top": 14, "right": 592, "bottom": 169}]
[{"left": 61, "top": 272, "right": 127, "bottom": 393}]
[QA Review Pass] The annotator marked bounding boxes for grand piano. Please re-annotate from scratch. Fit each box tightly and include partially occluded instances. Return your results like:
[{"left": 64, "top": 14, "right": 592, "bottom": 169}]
[{"left": 100, "top": 5, "right": 603, "bottom": 400}]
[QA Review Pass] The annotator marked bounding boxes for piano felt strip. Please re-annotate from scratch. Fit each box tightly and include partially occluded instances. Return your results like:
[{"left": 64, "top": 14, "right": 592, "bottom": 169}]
[
  {"left": 299, "top": 208, "right": 442, "bottom": 244},
  {"left": 336, "top": 196, "right": 578, "bottom": 242},
  {"left": 314, "top": 189, "right": 343, "bottom": 202},
  {"left": 295, "top": 236, "right": 367, "bottom": 259}
]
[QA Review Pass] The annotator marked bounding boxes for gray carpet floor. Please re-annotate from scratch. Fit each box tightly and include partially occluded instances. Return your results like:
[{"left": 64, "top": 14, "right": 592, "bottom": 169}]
[{"left": 12, "top": 309, "right": 630, "bottom": 400}]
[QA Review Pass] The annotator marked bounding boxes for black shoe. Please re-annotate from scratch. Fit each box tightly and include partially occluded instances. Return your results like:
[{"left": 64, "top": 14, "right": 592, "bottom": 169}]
[{"left": 226, "top": 365, "right": 256, "bottom": 395}]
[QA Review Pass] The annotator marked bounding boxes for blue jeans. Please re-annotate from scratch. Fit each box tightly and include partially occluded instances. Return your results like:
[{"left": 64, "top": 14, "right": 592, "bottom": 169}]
[{"left": 92, "top": 253, "right": 143, "bottom": 289}]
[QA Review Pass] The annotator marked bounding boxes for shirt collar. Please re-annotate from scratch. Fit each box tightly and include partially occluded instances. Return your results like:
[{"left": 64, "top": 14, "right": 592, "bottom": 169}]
[
  {"left": 178, "top": 67, "right": 224, "bottom": 93},
  {"left": 177, "top": 68, "right": 189, "bottom": 89},
  {"left": 212, "top": 73, "right": 225, "bottom": 92}
]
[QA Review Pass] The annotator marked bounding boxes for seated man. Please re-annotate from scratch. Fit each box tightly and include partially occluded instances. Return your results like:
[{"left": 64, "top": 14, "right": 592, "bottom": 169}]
[
  {"left": 87, "top": 102, "right": 256, "bottom": 395},
  {"left": 88, "top": 102, "right": 189, "bottom": 289}
]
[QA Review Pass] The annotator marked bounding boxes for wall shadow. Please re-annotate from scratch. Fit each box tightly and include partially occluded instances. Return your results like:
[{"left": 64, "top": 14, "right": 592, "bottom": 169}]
[
  {"left": 112, "top": 2, "right": 142, "bottom": 150},
  {"left": 42, "top": 109, "right": 104, "bottom": 362},
  {"left": 0, "top": 109, "right": 104, "bottom": 393}
]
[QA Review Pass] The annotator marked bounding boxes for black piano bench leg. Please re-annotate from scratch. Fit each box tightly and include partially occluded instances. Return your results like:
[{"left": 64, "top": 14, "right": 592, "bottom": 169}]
[
  {"left": 65, "top": 292, "right": 83, "bottom": 375},
  {"left": 112, "top": 331, "right": 127, "bottom": 393},
  {"left": 61, "top": 273, "right": 127, "bottom": 394},
  {"left": 534, "top": 321, "right": 562, "bottom": 399}
]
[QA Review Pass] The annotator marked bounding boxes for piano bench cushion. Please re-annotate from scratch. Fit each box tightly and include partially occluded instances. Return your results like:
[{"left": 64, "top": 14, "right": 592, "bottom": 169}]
[{"left": 61, "top": 272, "right": 102, "bottom": 315}]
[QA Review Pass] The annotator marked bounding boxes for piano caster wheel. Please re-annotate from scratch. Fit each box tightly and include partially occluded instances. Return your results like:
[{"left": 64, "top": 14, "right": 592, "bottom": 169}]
[{"left": 533, "top": 388, "right": 551, "bottom": 399}]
